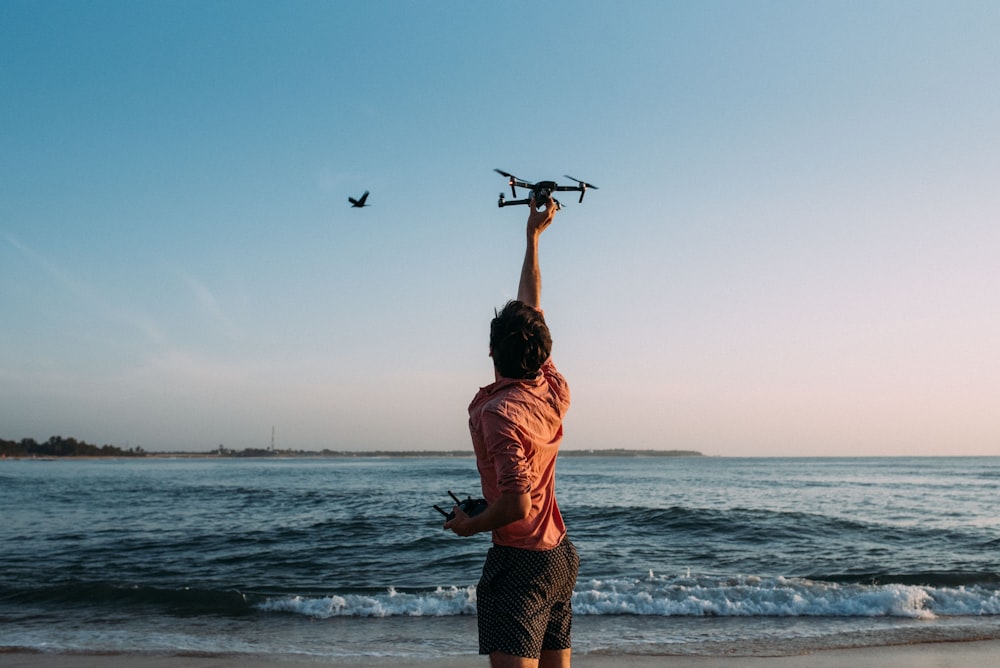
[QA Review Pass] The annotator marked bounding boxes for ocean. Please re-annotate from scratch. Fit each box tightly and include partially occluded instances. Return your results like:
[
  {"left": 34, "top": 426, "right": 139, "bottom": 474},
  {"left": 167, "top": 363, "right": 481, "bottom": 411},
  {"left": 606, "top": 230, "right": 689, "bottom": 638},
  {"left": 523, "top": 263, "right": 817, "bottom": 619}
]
[{"left": 2, "top": 455, "right": 999, "bottom": 659}]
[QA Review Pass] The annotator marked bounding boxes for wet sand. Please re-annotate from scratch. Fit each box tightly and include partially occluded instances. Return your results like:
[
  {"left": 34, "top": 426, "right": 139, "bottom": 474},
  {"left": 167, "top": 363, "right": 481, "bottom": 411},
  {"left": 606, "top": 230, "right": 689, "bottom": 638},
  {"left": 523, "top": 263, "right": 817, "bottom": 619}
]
[{"left": 3, "top": 639, "right": 998, "bottom": 668}]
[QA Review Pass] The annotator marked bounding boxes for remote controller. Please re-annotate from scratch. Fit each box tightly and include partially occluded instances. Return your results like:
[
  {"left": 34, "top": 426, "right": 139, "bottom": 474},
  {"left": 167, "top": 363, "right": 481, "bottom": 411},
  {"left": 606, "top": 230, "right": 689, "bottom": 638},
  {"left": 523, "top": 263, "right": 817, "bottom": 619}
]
[{"left": 434, "top": 490, "right": 488, "bottom": 521}]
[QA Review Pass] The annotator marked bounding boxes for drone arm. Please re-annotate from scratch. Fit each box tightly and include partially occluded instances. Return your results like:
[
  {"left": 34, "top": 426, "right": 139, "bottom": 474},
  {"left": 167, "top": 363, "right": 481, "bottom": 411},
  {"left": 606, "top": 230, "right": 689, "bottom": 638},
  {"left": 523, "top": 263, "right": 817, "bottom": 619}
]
[
  {"left": 562, "top": 176, "right": 597, "bottom": 203},
  {"left": 496, "top": 171, "right": 532, "bottom": 198},
  {"left": 499, "top": 197, "right": 532, "bottom": 208}
]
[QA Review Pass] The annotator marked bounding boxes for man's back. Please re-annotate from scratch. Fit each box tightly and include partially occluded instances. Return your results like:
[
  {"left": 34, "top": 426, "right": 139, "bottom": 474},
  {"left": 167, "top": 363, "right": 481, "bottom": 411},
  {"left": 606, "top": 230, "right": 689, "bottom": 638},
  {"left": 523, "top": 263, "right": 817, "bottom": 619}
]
[{"left": 469, "top": 357, "right": 570, "bottom": 550}]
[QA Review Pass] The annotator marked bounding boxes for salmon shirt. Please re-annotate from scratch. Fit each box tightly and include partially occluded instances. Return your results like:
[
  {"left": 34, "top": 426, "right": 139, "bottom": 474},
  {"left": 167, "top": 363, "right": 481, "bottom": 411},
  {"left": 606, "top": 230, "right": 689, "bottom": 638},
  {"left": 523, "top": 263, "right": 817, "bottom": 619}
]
[{"left": 468, "top": 358, "right": 570, "bottom": 550}]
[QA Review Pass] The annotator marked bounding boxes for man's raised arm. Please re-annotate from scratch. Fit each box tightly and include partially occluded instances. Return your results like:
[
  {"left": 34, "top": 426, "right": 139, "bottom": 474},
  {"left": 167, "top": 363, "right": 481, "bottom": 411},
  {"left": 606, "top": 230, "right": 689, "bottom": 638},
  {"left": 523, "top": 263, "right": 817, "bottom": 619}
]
[{"left": 516, "top": 196, "right": 557, "bottom": 310}]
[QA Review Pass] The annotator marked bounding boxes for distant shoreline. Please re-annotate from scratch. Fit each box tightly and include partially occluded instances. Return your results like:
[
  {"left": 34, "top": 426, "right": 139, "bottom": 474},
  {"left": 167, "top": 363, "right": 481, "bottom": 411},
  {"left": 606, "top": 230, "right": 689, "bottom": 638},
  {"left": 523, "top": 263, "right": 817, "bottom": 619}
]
[
  {"left": 3, "top": 448, "right": 703, "bottom": 460},
  {"left": 3, "top": 436, "right": 704, "bottom": 459}
]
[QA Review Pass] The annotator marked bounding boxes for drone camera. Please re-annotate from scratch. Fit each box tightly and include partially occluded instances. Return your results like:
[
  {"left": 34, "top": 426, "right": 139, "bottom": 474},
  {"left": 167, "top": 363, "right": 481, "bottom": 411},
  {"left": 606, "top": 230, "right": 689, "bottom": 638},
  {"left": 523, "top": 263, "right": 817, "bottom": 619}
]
[{"left": 534, "top": 186, "right": 552, "bottom": 201}]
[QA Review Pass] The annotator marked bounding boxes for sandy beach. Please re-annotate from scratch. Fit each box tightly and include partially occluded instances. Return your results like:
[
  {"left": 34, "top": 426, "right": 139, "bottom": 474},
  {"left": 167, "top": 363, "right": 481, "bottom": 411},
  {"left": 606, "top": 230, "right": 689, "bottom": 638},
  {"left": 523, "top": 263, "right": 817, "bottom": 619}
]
[{"left": 3, "top": 640, "right": 999, "bottom": 668}]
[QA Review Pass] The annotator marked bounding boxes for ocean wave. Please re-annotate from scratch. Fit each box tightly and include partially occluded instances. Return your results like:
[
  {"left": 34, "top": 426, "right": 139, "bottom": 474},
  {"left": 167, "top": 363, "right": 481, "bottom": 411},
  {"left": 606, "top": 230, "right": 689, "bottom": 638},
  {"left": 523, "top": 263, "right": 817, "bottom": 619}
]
[
  {"left": 0, "top": 582, "right": 254, "bottom": 616},
  {"left": 249, "top": 573, "right": 1000, "bottom": 620},
  {"left": 807, "top": 570, "right": 1000, "bottom": 588},
  {"left": 572, "top": 572, "right": 1000, "bottom": 619},
  {"left": 570, "top": 503, "right": 949, "bottom": 540},
  {"left": 257, "top": 585, "right": 478, "bottom": 618}
]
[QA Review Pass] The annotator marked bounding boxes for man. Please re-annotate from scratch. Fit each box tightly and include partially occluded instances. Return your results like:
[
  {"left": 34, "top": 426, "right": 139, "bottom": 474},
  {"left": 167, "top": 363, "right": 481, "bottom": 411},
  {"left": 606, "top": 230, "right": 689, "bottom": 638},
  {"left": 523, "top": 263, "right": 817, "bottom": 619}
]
[{"left": 445, "top": 195, "right": 579, "bottom": 668}]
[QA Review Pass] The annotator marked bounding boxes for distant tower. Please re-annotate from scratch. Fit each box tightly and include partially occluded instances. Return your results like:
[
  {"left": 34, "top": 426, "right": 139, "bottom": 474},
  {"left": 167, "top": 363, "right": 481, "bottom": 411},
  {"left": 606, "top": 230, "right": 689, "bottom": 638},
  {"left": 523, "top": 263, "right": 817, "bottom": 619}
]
[{"left": 270, "top": 426, "right": 275, "bottom": 451}]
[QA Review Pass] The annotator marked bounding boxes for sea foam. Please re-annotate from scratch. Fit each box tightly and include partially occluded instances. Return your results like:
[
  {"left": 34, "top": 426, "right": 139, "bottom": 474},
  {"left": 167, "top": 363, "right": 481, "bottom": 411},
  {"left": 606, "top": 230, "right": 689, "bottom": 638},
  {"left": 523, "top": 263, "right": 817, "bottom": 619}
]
[
  {"left": 255, "top": 573, "right": 1000, "bottom": 620},
  {"left": 258, "top": 585, "right": 478, "bottom": 618}
]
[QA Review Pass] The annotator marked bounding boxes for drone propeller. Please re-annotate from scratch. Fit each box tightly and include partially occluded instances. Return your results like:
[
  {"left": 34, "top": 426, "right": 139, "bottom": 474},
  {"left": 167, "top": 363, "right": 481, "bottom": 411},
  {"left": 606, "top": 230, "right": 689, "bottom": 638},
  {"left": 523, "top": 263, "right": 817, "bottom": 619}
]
[
  {"left": 564, "top": 175, "right": 598, "bottom": 203},
  {"left": 564, "top": 175, "right": 598, "bottom": 190},
  {"left": 495, "top": 168, "right": 522, "bottom": 197}
]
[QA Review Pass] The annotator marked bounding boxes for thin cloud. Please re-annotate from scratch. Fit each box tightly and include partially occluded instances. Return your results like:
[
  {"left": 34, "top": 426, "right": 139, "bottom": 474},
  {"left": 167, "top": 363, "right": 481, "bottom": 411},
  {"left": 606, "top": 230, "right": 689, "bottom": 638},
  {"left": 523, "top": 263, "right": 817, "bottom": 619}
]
[
  {"left": 176, "top": 268, "right": 243, "bottom": 342},
  {"left": 3, "top": 233, "right": 168, "bottom": 345}
]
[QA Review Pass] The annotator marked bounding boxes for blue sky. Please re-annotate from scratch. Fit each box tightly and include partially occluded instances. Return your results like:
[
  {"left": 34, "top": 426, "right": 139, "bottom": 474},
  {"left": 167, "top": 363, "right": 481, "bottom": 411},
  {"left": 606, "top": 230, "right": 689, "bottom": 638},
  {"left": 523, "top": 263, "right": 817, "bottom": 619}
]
[{"left": 2, "top": 1, "right": 998, "bottom": 456}]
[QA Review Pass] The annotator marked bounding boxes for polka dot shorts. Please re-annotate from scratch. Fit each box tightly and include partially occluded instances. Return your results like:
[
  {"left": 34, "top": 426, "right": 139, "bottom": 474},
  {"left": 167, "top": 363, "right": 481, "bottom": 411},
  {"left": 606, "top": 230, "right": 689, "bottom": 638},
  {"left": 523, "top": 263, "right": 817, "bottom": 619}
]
[{"left": 476, "top": 537, "right": 579, "bottom": 658}]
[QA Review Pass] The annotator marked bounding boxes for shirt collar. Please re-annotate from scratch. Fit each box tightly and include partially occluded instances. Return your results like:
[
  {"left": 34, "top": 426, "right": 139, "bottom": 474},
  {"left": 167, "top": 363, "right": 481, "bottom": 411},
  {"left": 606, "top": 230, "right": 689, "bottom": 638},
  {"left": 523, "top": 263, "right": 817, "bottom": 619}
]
[{"left": 481, "top": 371, "right": 543, "bottom": 395}]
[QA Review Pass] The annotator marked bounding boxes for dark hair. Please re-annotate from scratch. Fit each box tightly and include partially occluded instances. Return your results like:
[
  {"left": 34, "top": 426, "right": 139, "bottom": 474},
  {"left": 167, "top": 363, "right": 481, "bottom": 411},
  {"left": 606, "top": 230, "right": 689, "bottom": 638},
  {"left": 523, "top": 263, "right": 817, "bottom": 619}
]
[{"left": 490, "top": 300, "right": 552, "bottom": 379}]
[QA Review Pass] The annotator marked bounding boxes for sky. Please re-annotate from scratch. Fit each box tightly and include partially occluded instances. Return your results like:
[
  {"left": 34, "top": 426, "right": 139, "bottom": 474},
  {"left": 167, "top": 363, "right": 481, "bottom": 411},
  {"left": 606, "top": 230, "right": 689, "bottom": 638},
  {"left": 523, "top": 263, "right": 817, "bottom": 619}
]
[{"left": 2, "top": 1, "right": 998, "bottom": 457}]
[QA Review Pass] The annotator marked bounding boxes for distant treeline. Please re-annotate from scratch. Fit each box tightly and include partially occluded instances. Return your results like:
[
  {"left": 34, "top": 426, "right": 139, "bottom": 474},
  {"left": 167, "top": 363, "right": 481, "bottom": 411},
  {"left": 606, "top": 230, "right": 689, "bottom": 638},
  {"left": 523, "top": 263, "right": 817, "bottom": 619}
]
[
  {"left": 564, "top": 448, "right": 702, "bottom": 457},
  {"left": 198, "top": 447, "right": 703, "bottom": 458},
  {"left": 2, "top": 437, "right": 701, "bottom": 459},
  {"left": 1, "top": 436, "right": 145, "bottom": 458}
]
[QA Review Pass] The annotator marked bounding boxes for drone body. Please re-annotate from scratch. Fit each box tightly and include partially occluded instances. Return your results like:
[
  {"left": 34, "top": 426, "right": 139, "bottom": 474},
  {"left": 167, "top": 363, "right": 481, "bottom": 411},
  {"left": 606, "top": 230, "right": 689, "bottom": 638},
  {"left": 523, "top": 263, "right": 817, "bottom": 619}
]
[{"left": 495, "top": 169, "right": 598, "bottom": 210}]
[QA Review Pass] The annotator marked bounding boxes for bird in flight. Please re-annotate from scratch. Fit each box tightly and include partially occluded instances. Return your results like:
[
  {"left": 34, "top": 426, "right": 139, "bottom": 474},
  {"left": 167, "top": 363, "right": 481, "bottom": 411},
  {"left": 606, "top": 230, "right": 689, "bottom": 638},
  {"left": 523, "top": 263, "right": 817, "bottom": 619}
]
[{"left": 348, "top": 191, "right": 370, "bottom": 208}]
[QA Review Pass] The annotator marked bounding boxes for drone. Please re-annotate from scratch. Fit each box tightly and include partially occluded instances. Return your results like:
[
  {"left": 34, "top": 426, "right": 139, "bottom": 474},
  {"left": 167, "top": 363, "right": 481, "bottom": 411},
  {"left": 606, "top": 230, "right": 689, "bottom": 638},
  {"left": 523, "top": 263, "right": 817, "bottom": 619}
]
[{"left": 495, "top": 169, "right": 598, "bottom": 210}]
